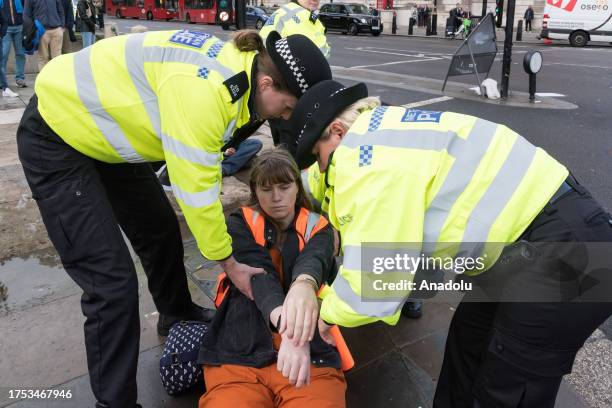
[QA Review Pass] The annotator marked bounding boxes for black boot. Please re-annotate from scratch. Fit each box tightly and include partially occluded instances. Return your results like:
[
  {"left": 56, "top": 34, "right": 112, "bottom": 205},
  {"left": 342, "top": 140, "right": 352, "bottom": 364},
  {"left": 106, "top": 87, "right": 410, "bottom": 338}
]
[{"left": 157, "top": 303, "right": 215, "bottom": 336}]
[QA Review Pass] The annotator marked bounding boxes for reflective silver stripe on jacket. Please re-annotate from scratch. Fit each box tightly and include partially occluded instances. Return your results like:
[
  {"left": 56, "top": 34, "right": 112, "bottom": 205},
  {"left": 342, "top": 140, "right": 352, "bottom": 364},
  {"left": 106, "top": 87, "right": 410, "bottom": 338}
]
[
  {"left": 161, "top": 133, "right": 220, "bottom": 167},
  {"left": 342, "top": 119, "right": 533, "bottom": 255},
  {"left": 342, "top": 129, "right": 457, "bottom": 151},
  {"left": 125, "top": 33, "right": 161, "bottom": 140},
  {"left": 142, "top": 44, "right": 235, "bottom": 80},
  {"left": 251, "top": 209, "right": 261, "bottom": 226},
  {"left": 142, "top": 38, "right": 243, "bottom": 153},
  {"left": 275, "top": 5, "right": 305, "bottom": 33},
  {"left": 457, "top": 135, "right": 537, "bottom": 256},
  {"left": 171, "top": 182, "right": 220, "bottom": 208},
  {"left": 74, "top": 47, "right": 146, "bottom": 163},
  {"left": 334, "top": 246, "right": 407, "bottom": 317},
  {"left": 304, "top": 212, "right": 322, "bottom": 242},
  {"left": 422, "top": 119, "right": 497, "bottom": 253}
]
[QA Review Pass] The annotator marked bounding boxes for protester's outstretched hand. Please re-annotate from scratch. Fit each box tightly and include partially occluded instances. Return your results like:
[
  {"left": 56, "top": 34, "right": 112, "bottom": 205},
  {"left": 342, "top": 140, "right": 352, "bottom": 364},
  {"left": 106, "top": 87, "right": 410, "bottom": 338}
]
[
  {"left": 277, "top": 331, "right": 311, "bottom": 388},
  {"left": 220, "top": 256, "right": 265, "bottom": 300},
  {"left": 280, "top": 275, "right": 319, "bottom": 347}
]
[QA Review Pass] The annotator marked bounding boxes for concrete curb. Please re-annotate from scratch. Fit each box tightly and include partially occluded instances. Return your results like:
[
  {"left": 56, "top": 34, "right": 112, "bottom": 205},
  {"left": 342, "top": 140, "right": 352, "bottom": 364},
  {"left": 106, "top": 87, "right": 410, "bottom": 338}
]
[{"left": 332, "top": 66, "right": 577, "bottom": 110}]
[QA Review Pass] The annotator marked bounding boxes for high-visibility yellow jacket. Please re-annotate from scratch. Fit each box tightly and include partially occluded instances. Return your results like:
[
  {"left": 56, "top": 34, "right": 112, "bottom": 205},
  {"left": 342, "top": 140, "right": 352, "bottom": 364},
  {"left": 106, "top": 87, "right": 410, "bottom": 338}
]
[
  {"left": 302, "top": 165, "right": 330, "bottom": 214},
  {"left": 260, "top": 1, "right": 330, "bottom": 58},
  {"left": 318, "top": 106, "right": 569, "bottom": 327},
  {"left": 35, "top": 30, "right": 258, "bottom": 261}
]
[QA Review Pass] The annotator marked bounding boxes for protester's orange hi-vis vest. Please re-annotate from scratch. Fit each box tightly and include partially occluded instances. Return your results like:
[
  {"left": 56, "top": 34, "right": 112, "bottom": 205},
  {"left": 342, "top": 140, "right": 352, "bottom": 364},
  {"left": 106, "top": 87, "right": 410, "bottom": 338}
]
[{"left": 215, "top": 206, "right": 355, "bottom": 372}]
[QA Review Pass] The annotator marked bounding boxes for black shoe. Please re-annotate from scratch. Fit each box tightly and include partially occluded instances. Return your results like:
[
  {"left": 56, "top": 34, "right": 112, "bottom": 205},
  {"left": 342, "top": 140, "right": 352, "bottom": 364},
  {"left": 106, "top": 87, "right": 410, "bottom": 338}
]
[
  {"left": 401, "top": 300, "right": 423, "bottom": 319},
  {"left": 157, "top": 303, "right": 216, "bottom": 336}
]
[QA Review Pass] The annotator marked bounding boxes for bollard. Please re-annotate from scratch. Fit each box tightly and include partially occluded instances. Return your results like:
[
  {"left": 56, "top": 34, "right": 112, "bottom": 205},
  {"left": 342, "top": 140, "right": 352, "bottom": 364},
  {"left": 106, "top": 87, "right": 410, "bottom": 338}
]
[
  {"left": 392, "top": 11, "right": 397, "bottom": 34},
  {"left": 408, "top": 18, "right": 414, "bottom": 35},
  {"left": 516, "top": 19, "right": 523, "bottom": 41},
  {"left": 431, "top": 14, "right": 438, "bottom": 35}
]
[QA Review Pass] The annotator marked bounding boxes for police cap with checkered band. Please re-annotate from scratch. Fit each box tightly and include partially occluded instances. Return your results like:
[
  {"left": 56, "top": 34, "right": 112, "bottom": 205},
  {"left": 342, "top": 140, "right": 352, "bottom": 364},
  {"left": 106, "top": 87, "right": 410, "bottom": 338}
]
[
  {"left": 266, "top": 31, "right": 332, "bottom": 97},
  {"left": 289, "top": 80, "right": 368, "bottom": 169}
]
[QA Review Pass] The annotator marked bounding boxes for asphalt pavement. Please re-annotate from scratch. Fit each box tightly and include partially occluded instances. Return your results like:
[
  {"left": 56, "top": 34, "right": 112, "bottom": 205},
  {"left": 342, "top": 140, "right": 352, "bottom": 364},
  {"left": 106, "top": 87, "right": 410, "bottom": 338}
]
[{"left": 0, "top": 18, "right": 610, "bottom": 408}]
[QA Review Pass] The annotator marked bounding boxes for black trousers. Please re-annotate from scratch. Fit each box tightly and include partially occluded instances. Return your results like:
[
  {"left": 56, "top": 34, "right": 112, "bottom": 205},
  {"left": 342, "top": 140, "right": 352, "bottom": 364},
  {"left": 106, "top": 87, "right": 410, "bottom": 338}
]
[
  {"left": 434, "top": 180, "right": 612, "bottom": 408},
  {"left": 16, "top": 96, "right": 193, "bottom": 407},
  {"left": 525, "top": 19, "right": 532, "bottom": 31}
]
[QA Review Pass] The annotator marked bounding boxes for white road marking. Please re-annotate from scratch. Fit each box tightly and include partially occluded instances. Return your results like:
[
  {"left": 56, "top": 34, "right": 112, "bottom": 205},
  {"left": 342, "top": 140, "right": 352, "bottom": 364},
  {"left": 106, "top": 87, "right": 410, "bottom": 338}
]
[
  {"left": 361, "top": 47, "right": 454, "bottom": 56},
  {"left": 351, "top": 58, "right": 443, "bottom": 69},
  {"left": 535, "top": 92, "right": 566, "bottom": 97},
  {"left": 548, "top": 62, "right": 612, "bottom": 70},
  {"left": 345, "top": 46, "right": 442, "bottom": 58},
  {"left": 402, "top": 96, "right": 454, "bottom": 108},
  {"left": 0, "top": 108, "right": 25, "bottom": 125}
]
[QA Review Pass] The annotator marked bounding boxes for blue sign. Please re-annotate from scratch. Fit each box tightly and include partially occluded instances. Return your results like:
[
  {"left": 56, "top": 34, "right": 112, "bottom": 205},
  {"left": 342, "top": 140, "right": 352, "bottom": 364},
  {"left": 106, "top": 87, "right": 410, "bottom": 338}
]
[{"left": 401, "top": 109, "right": 442, "bottom": 123}]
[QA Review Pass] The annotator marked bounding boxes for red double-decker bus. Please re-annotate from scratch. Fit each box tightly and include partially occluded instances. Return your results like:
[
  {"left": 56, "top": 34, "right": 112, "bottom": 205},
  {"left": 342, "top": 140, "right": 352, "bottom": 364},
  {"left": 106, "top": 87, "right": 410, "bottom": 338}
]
[
  {"left": 107, "top": 0, "right": 179, "bottom": 21},
  {"left": 177, "top": 0, "right": 216, "bottom": 24},
  {"left": 176, "top": 0, "right": 233, "bottom": 26}
]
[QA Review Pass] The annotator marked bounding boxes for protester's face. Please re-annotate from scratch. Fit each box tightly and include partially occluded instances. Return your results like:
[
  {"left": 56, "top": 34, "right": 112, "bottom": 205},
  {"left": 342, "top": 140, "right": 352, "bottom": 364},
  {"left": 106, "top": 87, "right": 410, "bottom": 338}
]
[
  {"left": 298, "top": 0, "right": 320, "bottom": 11},
  {"left": 312, "top": 121, "right": 345, "bottom": 172},
  {"left": 255, "top": 76, "right": 297, "bottom": 120},
  {"left": 256, "top": 181, "right": 299, "bottom": 223}
]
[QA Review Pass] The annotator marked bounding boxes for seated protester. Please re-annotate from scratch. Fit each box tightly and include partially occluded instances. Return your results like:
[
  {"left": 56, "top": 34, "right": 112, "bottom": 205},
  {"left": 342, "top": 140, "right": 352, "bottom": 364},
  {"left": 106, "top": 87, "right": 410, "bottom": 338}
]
[{"left": 198, "top": 148, "right": 347, "bottom": 408}]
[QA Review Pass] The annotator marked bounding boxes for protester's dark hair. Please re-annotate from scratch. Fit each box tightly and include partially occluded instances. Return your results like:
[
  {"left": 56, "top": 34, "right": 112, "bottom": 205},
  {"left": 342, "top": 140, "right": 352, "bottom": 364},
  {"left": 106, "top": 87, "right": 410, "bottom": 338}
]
[
  {"left": 231, "top": 30, "right": 291, "bottom": 93},
  {"left": 247, "top": 148, "right": 313, "bottom": 215}
]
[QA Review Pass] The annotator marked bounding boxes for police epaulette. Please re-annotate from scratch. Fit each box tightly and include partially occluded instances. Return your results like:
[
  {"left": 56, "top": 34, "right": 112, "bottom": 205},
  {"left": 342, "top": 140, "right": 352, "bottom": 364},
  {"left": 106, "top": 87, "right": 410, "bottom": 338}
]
[{"left": 223, "top": 71, "right": 249, "bottom": 103}]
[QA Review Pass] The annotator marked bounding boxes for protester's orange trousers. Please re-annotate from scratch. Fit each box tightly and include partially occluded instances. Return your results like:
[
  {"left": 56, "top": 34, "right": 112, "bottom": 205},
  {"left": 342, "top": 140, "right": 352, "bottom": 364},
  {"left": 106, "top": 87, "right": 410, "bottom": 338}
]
[{"left": 199, "top": 363, "right": 346, "bottom": 408}]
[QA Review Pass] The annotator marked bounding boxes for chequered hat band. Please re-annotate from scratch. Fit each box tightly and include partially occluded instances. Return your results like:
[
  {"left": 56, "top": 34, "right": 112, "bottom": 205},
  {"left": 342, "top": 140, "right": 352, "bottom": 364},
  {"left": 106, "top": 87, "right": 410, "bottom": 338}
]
[{"left": 275, "top": 38, "right": 309, "bottom": 94}]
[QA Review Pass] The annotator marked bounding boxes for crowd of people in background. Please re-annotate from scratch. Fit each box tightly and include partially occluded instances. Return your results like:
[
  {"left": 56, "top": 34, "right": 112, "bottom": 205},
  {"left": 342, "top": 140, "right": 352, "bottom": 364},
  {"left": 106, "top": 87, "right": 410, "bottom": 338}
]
[{"left": 0, "top": 0, "right": 104, "bottom": 98}]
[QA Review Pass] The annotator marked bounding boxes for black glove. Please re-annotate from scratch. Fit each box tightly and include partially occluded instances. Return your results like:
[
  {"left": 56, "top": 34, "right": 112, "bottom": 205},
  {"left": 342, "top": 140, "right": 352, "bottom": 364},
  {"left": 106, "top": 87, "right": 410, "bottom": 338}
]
[{"left": 69, "top": 27, "right": 77, "bottom": 42}]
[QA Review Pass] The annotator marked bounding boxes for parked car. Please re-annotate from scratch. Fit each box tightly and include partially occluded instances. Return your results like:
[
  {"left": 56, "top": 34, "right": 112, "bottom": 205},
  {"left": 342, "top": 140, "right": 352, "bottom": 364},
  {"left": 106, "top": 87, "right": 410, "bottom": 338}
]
[
  {"left": 319, "top": 3, "right": 383, "bottom": 36},
  {"left": 246, "top": 6, "right": 269, "bottom": 29}
]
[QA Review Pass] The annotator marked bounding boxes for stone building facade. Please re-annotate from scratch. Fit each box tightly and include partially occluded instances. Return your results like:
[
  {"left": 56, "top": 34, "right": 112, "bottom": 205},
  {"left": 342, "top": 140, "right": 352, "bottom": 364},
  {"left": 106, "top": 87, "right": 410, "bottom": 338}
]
[{"left": 257, "top": 0, "right": 545, "bottom": 29}]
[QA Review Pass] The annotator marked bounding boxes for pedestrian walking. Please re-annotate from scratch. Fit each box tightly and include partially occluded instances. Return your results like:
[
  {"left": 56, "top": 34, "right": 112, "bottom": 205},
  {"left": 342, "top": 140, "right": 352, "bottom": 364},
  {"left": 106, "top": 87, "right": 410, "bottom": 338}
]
[
  {"left": 450, "top": 3, "right": 462, "bottom": 32},
  {"left": 76, "top": 0, "right": 96, "bottom": 48},
  {"left": 0, "top": 0, "right": 24, "bottom": 97},
  {"left": 24, "top": 0, "right": 65, "bottom": 71},
  {"left": 93, "top": 0, "right": 103, "bottom": 29},
  {"left": 16, "top": 29, "right": 331, "bottom": 408},
  {"left": 60, "top": 0, "right": 76, "bottom": 54},
  {"left": 286, "top": 79, "right": 612, "bottom": 408},
  {"left": 524, "top": 5, "right": 534, "bottom": 32}
]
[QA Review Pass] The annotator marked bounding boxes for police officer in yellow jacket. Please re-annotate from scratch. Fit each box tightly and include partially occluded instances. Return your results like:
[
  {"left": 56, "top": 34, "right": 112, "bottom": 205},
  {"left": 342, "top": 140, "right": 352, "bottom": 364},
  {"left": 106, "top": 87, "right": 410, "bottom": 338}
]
[
  {"left": 287, "top": 80, "right": 612, "bottom": 408},
  {"left": 260, "top": 0, "right": 330, "bottom": 58},
  {"left": 16, "top": 29, "right": 331, "bottom": 408},
  {"left": 260, "top": 0, "right": 331, "bottom": 150}
]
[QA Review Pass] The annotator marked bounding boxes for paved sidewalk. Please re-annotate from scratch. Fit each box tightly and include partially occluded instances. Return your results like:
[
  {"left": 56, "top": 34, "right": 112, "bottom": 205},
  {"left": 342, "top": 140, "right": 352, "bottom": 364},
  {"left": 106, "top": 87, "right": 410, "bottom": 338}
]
[{"left": 385, "top": 25, "right": 544, "bottom": 44}]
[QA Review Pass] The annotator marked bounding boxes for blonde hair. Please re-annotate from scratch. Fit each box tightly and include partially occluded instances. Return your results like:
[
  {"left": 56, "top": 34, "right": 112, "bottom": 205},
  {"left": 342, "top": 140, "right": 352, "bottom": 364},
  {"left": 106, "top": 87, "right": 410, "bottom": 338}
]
[
  {"left": 322, "top": 97, "right": 381, "bottom": 140},
  {"left": 231, "top": 30, "right": 291, "bottom": 93}
]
